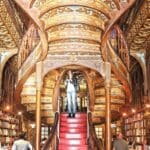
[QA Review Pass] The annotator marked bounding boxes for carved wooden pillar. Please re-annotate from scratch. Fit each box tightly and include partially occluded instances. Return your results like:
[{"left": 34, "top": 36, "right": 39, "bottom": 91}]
[
  {"left": 147, "top": 55, "right": 150, "bottom": 102},
  {"left": 84, "top": 70, "right": 95, "bottom": 112},
  {"left": 35, "top": 61, "right": 43, "bottom": 150},
  {"left": 105, "top": 62, "right": 111, "bottom": 150},
  {"left": 0, "top": 64, "right": 1, "bottom": 101}
]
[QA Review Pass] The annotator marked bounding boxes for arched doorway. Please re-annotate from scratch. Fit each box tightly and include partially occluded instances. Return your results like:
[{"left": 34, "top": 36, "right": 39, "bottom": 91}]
[{"left": 59, "top": 70, "right": 88, "bottom": 113}]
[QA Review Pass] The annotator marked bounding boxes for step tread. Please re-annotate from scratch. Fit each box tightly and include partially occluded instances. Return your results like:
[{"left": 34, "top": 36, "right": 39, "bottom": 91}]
[
  {"left": 60, "top": 127, "right": 87, "bottom": 133},
  {"left": 61, "top": 122, "right": 87, "bottom": 128},
  {"left": 61, "top": 118, "right": 87, "bottom": 123},
  {"left": 59, "top": 138, "right": 87, "bottom": 145},
  {"left": 61, "top": 113, "right": 87, "bottom": 118},
  {"left": 60, "top": 133, "right": 87, "bottom": 138},
  {"left": 59, "top": 144, "right": 88, "bottom": 150}
]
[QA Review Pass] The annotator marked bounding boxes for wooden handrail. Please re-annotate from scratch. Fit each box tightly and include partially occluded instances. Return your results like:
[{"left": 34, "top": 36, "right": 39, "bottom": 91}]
[
  {"left": 87, "top": 112, "right": 104, "bottom": 150},
  {"left": 101, "top": 1, "right": 135, "bottom": 102},
  {"left": 102, "top": 27, "right": 132, "bottom": 102},
  {"left": 18, "top": 24, "right": 40, "bottom": 69},
  {"left": 109, "top": 25, "right": 130, "bottom": 70},
  {"left": 42, "top": 112, "right": 59, "bottom": 150}
]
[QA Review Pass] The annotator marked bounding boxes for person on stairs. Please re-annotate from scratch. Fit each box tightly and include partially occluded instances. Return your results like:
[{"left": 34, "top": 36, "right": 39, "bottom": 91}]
[{"left": 65, "top": 70, "right": 77, "bottom": 118}]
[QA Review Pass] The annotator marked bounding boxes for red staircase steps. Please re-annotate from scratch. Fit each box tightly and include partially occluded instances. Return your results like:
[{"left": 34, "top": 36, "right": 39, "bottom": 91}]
[{"left": 59, "top": 113, "right": 88, "bottom": 150}]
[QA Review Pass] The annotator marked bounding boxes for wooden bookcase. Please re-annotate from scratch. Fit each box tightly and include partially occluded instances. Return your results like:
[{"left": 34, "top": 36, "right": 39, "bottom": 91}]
[
  {"left": 124, "top": 111, "right": 148, "bottom": 145},
  {"left": 0, "top": 110, "right": 19, "bottom": 146},
  {"left": 125, "top": 112, "right": 144, "bottom": 143},
  {"left": 145, "top": 118, "right": 150, "bottom": 143}
]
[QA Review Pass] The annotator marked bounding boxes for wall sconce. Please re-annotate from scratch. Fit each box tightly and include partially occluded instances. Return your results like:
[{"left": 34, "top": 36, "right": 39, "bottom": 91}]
[
  {"left": 18, "top": 111, "right": 22, "bottom": 115},
  {"left": 5, "top": 105, "right": 10, "bottom": 111},
  {"left": 145, "top": 104, "right": 150, "bottom": 108},
  {"left": 30, "top": 123, "right": 35, "bottom": 129},
  {"left": 131, "top": 109, "right": 136, "bottom": 113},
  {"left": 122, "top": 112, "right": 127, "bottom": 117}
]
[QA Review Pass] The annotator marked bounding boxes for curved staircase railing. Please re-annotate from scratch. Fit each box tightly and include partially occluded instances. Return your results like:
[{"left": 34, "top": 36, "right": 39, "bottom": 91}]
[
  {"left": 42, "top": 112, "right": 59, "bottom": 150},
  {"left": 18, "top": 24, "right": 40, "bottom": 69},
  {"left": 101, "top": 0, "right": 136, "bottom": 102},
  {"left": 14, "top": 0, "right": 48, "bottom": 96},
  {"left": 87, "top": 112, "right": 104, "bottom": 150},
  {"left": 109, "top": 25, "right": 130, "bottom": 70},
  {"left": 104, "top": 0, "right": 136, "bottom": 34},
  {"left": 102, "top": 24, "right": 132, "bottom": 101},
  {"left": 14, "top": 0, "right": 48, "bottom": 61}
]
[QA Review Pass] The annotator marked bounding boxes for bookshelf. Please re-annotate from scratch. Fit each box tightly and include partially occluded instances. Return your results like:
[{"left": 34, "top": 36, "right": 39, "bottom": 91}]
[
  {"left": 124, "top": 111, "right": 146, "bottom": 144},
  {"left": 0, "top": 110, "right": 19, "bottom": 146}
]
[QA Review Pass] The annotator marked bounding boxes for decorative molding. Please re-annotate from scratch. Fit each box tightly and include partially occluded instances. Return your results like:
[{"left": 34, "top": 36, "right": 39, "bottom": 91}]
[
  {"left": 41, "top": 6, "right": 106, "bottom": 31},
  {"left": 33, "top": 0, "right": 111, "bottom": 18},
  {"left": 47, "top": 24, "right": 102, "bottom": 43},
  {"left": 43, "top": 55, "right": 105, "bottom": 78}
]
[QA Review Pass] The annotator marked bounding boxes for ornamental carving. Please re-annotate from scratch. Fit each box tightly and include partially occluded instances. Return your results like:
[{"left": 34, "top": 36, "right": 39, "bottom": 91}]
[
  {"left": 48, "top": 24, "right": 101, "bottom": 32},
  {"left": 41, "top": 6, "right": 105, "bottom": 31},
  {"left": 33, "top": 0, "right": 110, "bottom": 18},
  {"left": 0, "top": 0, "right": 20, "bottom": 48},
  {"left": 127, "top": 0, "right": 150, "bottom": 52},
  {"left": 48, "top": 42, "right": 101, "bottom": 55},
  {"left": 47, "top": 24, "right": 102, "bottom": 43},
  {"left": 43, "top": 55, "right": 104, "bottom": 78},
  {"left": 41, "top": 5, "right": 108, "bottom": 21}
]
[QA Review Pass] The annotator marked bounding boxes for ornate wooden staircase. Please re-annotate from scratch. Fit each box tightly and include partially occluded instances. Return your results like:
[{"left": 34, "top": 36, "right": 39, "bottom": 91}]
[{"left": 13, "top": 0, "right": 137, "bottom": 149}]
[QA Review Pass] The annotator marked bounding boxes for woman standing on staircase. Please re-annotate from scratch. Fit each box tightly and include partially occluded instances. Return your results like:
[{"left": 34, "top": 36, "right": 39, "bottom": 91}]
[{"left": 65, "top": 70, "right": 77, "bottom": 118}]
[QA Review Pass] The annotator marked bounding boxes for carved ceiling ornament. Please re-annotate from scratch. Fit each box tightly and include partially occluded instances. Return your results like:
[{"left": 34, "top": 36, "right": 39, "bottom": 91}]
[
  {"left": 127, "top": 0, "right": 150, "bottom": 52},
  {"left": 0, "top": 0, "right": 20, "bottom": 49}
]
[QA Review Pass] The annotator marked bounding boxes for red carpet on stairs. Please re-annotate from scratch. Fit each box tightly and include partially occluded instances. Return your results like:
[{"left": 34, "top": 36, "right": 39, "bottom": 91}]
[{"left": 59, "top": 113, "right": 88, "bottom": 150}]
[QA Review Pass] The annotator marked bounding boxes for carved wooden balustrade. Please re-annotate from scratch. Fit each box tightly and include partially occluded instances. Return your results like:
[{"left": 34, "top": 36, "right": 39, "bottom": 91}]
[
  {"left": 88, "top": 112, "right": 104, "bottom": 150},
  {"left": 18, "top": 24, "right": 40, "bottom": 68},
  {"left": 101, "top": 0, "right": 136, "bottom": 102},
  {"left": 102, "top": 26, "right": 131, "bottom": 101},
  {"left": 42, "top": 112, "right": 59, "bottom": 150},
  {"left": 109, "top": 25, "right": 130, "bottom": 70}
]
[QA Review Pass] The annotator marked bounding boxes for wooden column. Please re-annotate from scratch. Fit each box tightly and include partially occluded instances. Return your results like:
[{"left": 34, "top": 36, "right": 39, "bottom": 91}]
[
  {"left": 0, "top": 63, "right": 1, "bottom": 101},
  {"left": 35, "top": 61, "right": 43, "bottom": 150},
  {"left": 105, "top": 62, "right": 111, "bottom": 150}
]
